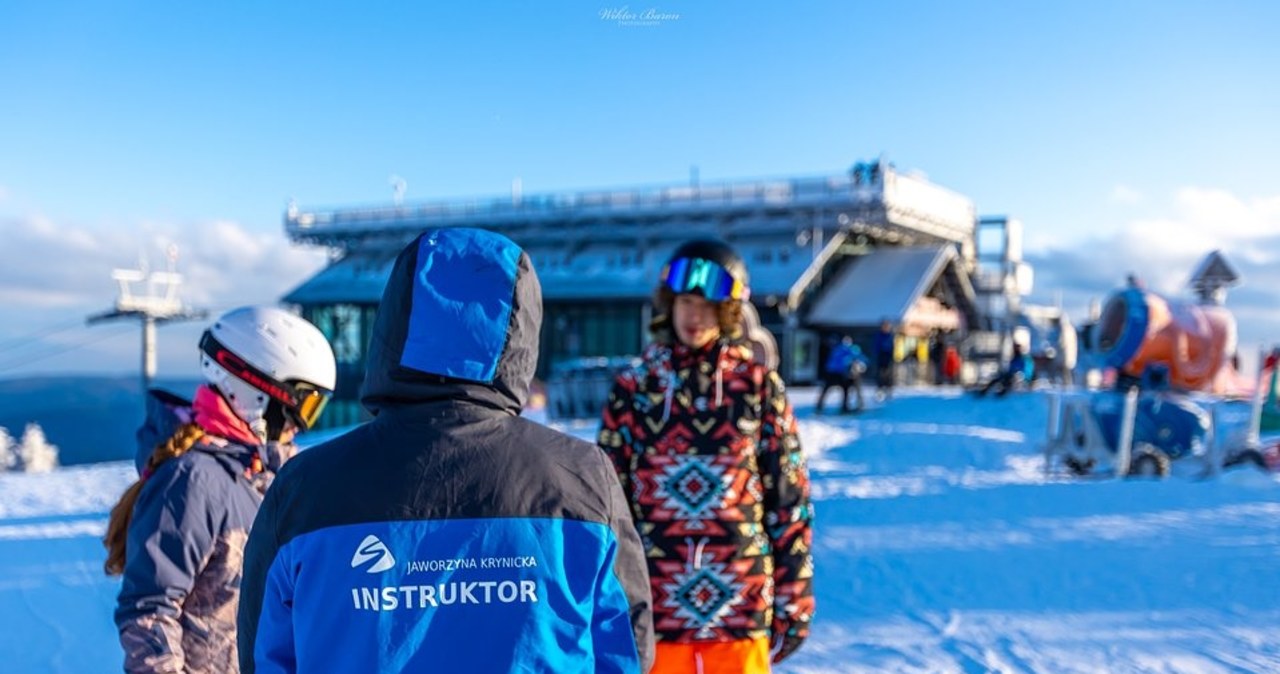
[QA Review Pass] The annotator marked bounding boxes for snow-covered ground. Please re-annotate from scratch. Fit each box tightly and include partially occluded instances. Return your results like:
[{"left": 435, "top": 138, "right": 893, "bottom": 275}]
[{"left": 3, "top": 387, "right": 1280, "bottom": 673}]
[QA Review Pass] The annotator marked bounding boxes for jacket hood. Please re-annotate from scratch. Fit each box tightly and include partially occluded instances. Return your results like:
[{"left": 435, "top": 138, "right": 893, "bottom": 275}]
[
  {"left": 360, "top": 228, "right": 542, "bottom": 416},
  {"left": 135, "top": 389, "right": 194, "bottom": 474}
]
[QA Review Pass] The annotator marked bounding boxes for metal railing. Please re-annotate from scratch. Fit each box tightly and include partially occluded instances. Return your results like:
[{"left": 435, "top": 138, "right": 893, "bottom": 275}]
[
  {"left": 285, "top": 168, "right": 977, "bottom": 245},
  {"left": 289, "top": 176, "right": 873, "bottom": 230}
]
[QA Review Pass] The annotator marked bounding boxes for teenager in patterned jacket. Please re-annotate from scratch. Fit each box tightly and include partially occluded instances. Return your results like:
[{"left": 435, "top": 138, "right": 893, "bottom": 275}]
[{"left": 598, "top": 239, "right": 815, "bottom": 674}]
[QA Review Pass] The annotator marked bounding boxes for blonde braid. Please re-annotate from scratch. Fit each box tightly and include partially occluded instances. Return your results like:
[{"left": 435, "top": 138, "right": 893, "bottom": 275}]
[{"left": 103, "top": 423, "right": 206, "bottom": 575}]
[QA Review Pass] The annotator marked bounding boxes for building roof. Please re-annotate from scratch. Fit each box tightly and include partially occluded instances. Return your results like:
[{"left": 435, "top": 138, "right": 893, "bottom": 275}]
[
  {"left": 1187, "top": 249, "right": 1241, "bottom": 288},
  {"left": 282, "top": 250, "right": 396, "bottom": 305},
  {"left": 285, "top": 238, "right": 823, "bottom": 305},
  {"left": 805, "top": 245, "right": 965, "bottom": 329},
  {"left": 284, "top": 164, "right": 977, "bottom": 251},
  {"left": 537, "top": 261, "right": 655, "bottom": 301},
  {"left": 280, "top": 163, "right": 999, "bottom": 314}
]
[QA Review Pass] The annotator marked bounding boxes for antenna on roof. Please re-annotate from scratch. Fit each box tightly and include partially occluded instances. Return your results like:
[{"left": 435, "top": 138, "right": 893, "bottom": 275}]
[{"left": 390, "top": 175, "right": 407, "bottom": 206}]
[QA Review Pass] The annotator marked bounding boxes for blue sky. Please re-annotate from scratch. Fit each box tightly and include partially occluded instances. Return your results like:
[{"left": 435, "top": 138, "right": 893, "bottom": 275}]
[{"left": 1, "top": 1, "right": 1278, "bottom": 377}]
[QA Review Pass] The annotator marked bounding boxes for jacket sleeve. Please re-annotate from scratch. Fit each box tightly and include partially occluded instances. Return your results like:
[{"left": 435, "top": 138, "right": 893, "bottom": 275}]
[
  {"left": 593, "top": 450, "right": 655, "bottom": 674},
  {"left": 597, "top": 372, "right": 640, "bottom": 498},
  {"left": 114, "top": 461, "right": 218, "bottom": 674},
  {"left": 237, "top": 476, "right": 292, "bottom": 674},
  {"left": 757, "top": 369, "right": 815, "bottom": 661}
]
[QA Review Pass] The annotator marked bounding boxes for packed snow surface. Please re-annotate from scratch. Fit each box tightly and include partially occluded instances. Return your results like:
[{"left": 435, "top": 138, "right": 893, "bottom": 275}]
[{"left": 3, "top": 387, "right": 1279, "bottom": 673}]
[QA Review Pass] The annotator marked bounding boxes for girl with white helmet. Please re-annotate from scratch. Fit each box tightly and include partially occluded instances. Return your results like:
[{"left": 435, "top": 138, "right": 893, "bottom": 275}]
[{"left": 104, "top": 306, "right": 336, "bottom": 674}]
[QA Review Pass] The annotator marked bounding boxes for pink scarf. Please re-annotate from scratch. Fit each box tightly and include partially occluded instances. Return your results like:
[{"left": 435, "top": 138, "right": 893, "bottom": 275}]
[{"left": 192, "top": 385, "right": 261, "bottom": 447}]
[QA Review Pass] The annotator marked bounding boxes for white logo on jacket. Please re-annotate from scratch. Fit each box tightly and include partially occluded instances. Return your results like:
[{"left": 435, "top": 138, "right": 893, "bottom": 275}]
[{"left": 351, "top": 534, "right": 397, "bottom": 573}]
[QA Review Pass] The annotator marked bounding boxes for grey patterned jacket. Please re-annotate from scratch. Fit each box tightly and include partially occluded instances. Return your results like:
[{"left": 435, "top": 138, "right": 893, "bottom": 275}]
[{"left": 115, "top": 390, "right": 267, "bottom": 674}]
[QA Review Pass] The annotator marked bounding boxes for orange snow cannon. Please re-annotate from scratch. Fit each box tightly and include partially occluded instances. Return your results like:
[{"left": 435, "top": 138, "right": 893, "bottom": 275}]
[{"left": 1095, "top": 287, "right": 1237, "bottom": 393}]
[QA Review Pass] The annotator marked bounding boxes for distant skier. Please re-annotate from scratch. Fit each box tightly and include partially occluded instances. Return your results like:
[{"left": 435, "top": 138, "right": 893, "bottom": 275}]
[
  {"left": 928, "top": 331, "right": 946, "bottom": 385},
  {"left": 237, "top": 228, "right": 654, "bottom": 673},
  {"left": 873, "top": 319, "right": 897, "bottom": 401},
  {"left": 942, "top": 344, "right": 963, "bottom": 385},
  {"left": 975, "top": 343, "right": 1035, "bottom": 398},
  {"left": 105, "top": 306, "right": 336, "bottom": 674},
  {"left": 817, "top": 335, "right": 868, "bottom": 414}
]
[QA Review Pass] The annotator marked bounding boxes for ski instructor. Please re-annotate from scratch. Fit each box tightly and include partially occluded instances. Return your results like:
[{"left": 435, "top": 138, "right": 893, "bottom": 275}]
[
  {"left": 598, "top": 239, "right": 814, "bottom": 673},
  {"left": 237, "top": 228, "right": 654, "bottom": 673}
]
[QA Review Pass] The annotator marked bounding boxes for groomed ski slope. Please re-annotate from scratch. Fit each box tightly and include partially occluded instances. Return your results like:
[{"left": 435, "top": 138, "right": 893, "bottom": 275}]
[{"left": 3, "top": 387, "right": 1280, "bottom": 673}]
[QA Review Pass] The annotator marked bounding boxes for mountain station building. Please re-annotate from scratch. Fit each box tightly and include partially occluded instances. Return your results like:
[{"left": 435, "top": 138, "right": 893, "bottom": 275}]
[{"left": 282, "top": 159, "right": 1032, "bottom": 427}]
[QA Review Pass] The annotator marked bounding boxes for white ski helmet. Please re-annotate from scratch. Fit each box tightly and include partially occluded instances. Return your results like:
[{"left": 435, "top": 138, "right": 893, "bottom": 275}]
[{"left": 198, "top": 306, "right": 337, "bottom": 439}]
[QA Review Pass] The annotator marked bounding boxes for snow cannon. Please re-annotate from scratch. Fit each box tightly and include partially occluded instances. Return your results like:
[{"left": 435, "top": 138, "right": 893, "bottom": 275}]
[
  {"left": 1044, "top": 388, "right": 1249, "bottom": 479},
  {"left": 1093, "top": 391, "right": 1210, "bottom": 463},
  {"left": 1095, "top": 287, "right": 1237, "bottom": 393}
]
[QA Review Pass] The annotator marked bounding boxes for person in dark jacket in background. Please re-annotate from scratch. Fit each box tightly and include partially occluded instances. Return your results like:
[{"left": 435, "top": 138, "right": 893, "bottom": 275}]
[
  {"left": 237, "top": 228, "right": 654, "bottom": 674},
  {"left": 975, "top": 343, "right": 1035, "bottom": 398},
  {"left": 817, "top": 335, "right": 868, "bottom": 414},
  {"left": 599, "top": 239, "right": 814, "bottom": 674},
  {"left": 105, "top": 306, "right": 337, "bottom": 674},
  {"left": 928, "top": 331, "right": 946, "bottom": 385},
  {"left": 873, "top": 319, "right": 897, "bottom": 401}
]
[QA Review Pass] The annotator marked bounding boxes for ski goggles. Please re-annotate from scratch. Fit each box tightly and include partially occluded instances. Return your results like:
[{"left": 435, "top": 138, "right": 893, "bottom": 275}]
[
  {"left": 199, "top": 331, "right": 333, "bottom": 431},
  {"left": 660, "top": 257, "right": 749, "bottom": 302}
]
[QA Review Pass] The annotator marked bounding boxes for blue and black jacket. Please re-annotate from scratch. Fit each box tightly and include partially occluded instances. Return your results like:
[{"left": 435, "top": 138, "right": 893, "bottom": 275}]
[
  {"left": 824, "top": 342, "right": 868, "bottom": 378},
  {"left": 237, "top": 228, "right": 654, "bottom": 674}
]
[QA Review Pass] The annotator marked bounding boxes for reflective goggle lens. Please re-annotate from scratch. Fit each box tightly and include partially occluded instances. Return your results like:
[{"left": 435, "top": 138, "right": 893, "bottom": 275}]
[
  {"left": 661, "top": 257, "right": 748, "bottom": 302},
  {"left": 292, "top": 386, "right": 332, "bottom": 431}
]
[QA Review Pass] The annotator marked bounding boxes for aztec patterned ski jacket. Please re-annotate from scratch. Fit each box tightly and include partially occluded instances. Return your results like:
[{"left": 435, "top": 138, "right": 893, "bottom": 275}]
[{"left": 598, "top": 336, "right": 815, "bottom": 650}]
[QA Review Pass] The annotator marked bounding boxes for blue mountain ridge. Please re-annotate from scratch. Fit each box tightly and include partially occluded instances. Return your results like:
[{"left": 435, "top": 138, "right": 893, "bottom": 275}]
[{"left": 0, "top": 376, "right": 203, "bottom": 465}]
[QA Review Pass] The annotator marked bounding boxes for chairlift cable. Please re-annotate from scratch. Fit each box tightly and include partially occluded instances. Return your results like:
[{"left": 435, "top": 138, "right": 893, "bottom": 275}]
[
  {"left": 0, "top": 318, "right": 89, "bottom": 354},
  {"left": 0, "top": 324, "right": 135, "bottom": 375}
]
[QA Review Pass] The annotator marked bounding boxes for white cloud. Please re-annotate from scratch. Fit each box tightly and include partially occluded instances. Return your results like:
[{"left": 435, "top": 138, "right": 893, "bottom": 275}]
[
  {"left": 1110, "top": 185, "right": 1143, "bottom": 205},
  {"left": 0, "top": 215, "right": 327, "bottom": 311},
  {"left": 1102, "top": 189, "right": 1280, "bottom": 286},
  {"left": 0, "top": 287, "right": 87, "bottom": 307},
  {"left": 0, "top": 215, "right": 328, "bottom": 377},
  {"left": 146, "top": 219, "right": 328, "bottom": 306},
  {"left": 1173, "top": 187, "right": 1280, "bottom": 244}
]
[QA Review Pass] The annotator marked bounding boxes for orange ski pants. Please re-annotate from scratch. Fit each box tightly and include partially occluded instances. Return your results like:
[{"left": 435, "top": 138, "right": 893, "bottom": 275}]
[{"left": 650, "top": 637, "right": 772, "bottom": 674}]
